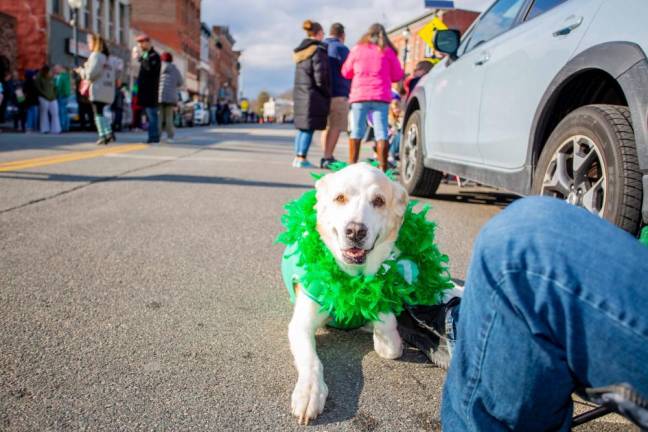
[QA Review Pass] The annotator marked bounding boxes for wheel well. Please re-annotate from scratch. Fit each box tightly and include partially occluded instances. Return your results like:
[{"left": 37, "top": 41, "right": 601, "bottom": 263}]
[
  {"left": 533, "top": 69, "right": 628, "bottom": 164},
  {"left": 404, "top": 97, "right": 421, "bottom": 131}
]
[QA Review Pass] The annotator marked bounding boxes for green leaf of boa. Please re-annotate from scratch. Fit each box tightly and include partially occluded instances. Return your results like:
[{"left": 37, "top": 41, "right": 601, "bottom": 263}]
[{"left": 276, "top": 167, "right": 453, "bottom": 329}]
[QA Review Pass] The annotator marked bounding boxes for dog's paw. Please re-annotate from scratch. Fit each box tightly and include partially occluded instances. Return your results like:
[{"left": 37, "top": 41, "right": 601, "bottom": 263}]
[
  {"left": 373, "top": 330, "right": 403, "bottom": 360},
  {"left": 291, "top": 375, "right": 328, "bottom": 425}
]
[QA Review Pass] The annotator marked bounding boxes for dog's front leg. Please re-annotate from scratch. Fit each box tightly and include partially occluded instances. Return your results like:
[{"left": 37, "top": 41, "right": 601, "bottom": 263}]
[
  {"left": 373, "top": 312, "right": 403, "bottom": 359},
  {"left": 288, "top": 289, "right": 329, "bottom": 425}
]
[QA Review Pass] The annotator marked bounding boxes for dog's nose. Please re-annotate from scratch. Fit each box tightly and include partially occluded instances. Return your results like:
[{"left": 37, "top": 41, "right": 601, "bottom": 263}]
[{"left": 345, "top": 222, "right": 368, "bottom": 243}]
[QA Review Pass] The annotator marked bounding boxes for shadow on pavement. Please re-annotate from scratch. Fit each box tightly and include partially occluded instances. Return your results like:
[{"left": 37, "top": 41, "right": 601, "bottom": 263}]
[
  {"left": 0, "top": 172, "right": 312, "bottom": 189},
  {"left": 311, "top": 327, "right": 430, "bottom": 426},
  {"left": 432, "top": 190, "right": 519, "bottom": 208},
  {"left": 0, "top": 125, "right": 293, "bottom": 153},
  {"left": 315, "top": 329, "right": 370, "bottom": 425}
]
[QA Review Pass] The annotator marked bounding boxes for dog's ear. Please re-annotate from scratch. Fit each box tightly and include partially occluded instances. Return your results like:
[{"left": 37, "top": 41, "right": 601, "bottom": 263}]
[
  {"left": 391, "top": 180, "right": 409, "bottom": 218},
  {"left": 315, "top": 174, "right": 330, "bottom": 203}
]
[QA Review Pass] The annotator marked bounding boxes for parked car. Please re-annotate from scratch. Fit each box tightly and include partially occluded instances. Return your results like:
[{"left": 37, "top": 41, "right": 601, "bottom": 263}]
[
  {"left": 193, "top": 102, "right": 210, "bottom": 126},
  {"left": 402, "top": 0, "right": 648, "bottom": 235},
  {"left": 174, "top": 91, "right": 193, "bottom": 127}
]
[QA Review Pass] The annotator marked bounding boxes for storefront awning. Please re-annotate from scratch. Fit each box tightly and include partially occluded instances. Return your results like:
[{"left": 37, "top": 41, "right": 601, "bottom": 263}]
[{"left": 424, "top": 0, "right": 493, "bottom": 12}]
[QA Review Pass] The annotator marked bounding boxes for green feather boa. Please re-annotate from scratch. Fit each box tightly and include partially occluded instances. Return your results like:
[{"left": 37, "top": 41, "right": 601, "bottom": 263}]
[{"left": 277, "top": 170, "right": 453, "bottom": 329}]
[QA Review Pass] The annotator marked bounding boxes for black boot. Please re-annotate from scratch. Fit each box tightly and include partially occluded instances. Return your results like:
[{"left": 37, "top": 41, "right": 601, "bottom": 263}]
[{"left": 397, "top": 297, "right": 461, "bottom": 369}]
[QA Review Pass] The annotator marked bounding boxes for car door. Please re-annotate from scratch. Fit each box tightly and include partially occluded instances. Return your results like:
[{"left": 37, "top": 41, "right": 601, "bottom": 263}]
[
  {"left": 424, "top": 0, "right": 530, "bottom": 164},
  {"left": 477, "top": 0, "right": 604, "bottom": 169}
]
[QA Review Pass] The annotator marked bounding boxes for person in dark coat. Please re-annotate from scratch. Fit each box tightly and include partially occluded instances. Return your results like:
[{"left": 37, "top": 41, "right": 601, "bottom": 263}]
[
  {"left": 291, "top": 19, "right": 331, "bottom": 168},
  {"left": 134, "top": 34, "right": 161, "bottom": 143},
  {"left": 111, "top": 82, "right": 126, "bottom": 132},
  {"left": 24, "top": 70, "right": 40, "bottom": 131}
]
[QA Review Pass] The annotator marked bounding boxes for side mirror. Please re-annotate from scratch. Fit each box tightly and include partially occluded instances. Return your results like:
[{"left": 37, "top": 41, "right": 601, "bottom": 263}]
[{"left": 434, "top": 29, "right": 461, "bottom": 60}]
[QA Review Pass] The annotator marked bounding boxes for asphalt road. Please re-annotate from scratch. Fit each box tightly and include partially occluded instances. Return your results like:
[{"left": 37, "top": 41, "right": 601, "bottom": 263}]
[{"left": 0, "top": 125, "right": 631, "bottom": 431}]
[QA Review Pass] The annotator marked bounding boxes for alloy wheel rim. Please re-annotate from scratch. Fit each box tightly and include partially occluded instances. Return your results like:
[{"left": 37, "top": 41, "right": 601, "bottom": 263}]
[
  {"left": 540, "top": 134, "right": 607, "bottom": 216},
  {"left": 403, "top": 123, "right": 418, "bottom": 183}
]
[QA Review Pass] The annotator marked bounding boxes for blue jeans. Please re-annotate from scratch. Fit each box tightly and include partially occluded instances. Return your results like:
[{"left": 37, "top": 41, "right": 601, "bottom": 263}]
[
  {"left": 294, "top": 129, "right": 314, "bottom": 157},
  {"left": 26, "top": 105, "right": 39, "bottom": 131},
  {"left": 389, "top": 130, "right": 401, "bottom": 157},
  {"left": 442, "top": 197, "right": 648, "bottom": 431},
  {"left": 350, "top": 101, "right": 389, "bottom": 141},
  {"left": 58, "top": 96, "right": 70, "bottom": 132},
  {"left": 146, "top": 106, "right": 160, "bottom": 142}
]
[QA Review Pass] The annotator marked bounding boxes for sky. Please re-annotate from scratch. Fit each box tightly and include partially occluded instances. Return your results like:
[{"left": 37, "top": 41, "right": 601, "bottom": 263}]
[{"left": 202, "top": 0, "right": 428, "bottom": 99}]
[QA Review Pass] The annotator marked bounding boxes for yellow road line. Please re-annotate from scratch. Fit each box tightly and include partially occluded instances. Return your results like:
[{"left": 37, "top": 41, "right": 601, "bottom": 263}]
[{"left": 0, "top": 144, "right": 150, "bottom": 172}]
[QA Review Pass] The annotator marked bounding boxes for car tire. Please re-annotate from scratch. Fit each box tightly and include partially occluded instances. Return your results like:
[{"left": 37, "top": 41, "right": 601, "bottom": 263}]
[
  {"left": 399, "top": 111, "right": 443, "bottom": 197},
  {"left": 532, "top": 104, "right": 643, "bottom": 234}
]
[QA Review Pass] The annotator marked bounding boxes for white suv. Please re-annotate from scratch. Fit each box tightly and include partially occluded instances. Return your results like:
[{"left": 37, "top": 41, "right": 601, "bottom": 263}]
[{"left": 402, "top": 0, "right": 648, "bottom": 234}]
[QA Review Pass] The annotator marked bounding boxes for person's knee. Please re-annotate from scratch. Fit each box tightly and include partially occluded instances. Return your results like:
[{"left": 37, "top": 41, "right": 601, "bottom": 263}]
[
  {"left": 470, "top": 197, "right": 572, "bottom": 280},
  {"left": 481, "top": 196, "right": 578, "bottom": 246}
]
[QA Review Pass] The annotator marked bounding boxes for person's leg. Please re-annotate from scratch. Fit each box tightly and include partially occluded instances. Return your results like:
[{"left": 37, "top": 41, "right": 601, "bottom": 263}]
[
  {"left": 13, "top": 107, "right": 20, "bottom": 130},
  {"left": 49, "top": 99, "right": 61, "bottom": 134},
  {"left": 164, "top": 105, "right": 175, "bottom": 139},
  {"left": 329, "top": 97, "right": 348, "bottom": 160},
  {"left": 349, "top": 103, "right": 368, "bottom": 164},
  {"left": 442, "top": 197, "right": 648, "bottom": 432},
  {"left": 389, "top": 131, "right": 401, "bottom": 159},
  {"left": 58, "top": 97, "right": 68, "bottom": 132},
  {"left": 294, "top": 129, "right": 314, "bottom": 159},
  {"left": 146, "top": 106, "right": 160, "bottom": 142},
  {"left": 38, "top": 97, "right": 49, "bottom": 133},
  {"left": 371, "top": 103, "right": 390, "bottom": 171},
  {"left": 320, "top": 128, "right": 329, "bottom": 157},
  {"left": 78, "top": 103, "right": 87, "bottom": 131},
  {"left": 92, "top": 102, "right": 108, "bottom": 142},
  {"left": 116, "top": 108, "right": 123, "bottom": 131}
]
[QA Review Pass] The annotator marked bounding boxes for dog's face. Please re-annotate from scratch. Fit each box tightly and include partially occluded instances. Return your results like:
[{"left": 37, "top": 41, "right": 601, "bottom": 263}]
[{"left": 315, "top": 163, "right": 408, "bottom": 270}]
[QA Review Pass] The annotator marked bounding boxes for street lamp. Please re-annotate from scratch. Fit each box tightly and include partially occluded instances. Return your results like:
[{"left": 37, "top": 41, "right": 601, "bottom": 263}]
[
  {"left": 402, "top": 27, "right": 411, "bottom": 71},
  {"left": 68, "top": 0, "right": 83, "bottom": 67}
]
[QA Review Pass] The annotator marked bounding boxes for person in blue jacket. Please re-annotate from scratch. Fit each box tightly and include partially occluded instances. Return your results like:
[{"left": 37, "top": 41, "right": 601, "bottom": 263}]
[{"left": 320, "top": 23, "right": 351, "bottom": 169}]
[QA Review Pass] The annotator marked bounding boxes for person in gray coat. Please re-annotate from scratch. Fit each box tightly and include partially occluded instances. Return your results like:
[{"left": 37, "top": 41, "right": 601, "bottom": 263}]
[
  {"left": 76, "top": 34, "right": 116, "bottom": 145},
  {"left": 158, "top": 52, "right": 184, "bottom": 143}
]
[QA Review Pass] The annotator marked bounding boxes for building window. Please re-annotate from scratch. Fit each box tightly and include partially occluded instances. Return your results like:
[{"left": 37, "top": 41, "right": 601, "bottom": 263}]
[
  {"left": 83, "top": 0, "right": 92, "bottom": 30},
  {"left": 119, "top": 3, "right": 127, "bottom": 45},
  {"left": 108, "top": 0, "right": 115, "bottom": 41},
  {"left": 52, "top": 0, "right": 62, "bottom": 16},
  {"left": 96, "top": 0, "right": 104, "bottom": 36}
]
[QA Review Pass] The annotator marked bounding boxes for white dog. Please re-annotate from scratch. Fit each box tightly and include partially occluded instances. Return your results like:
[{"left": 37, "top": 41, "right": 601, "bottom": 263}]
[{"left": 287, "top": 163, "right": 409, "bottom": 424}]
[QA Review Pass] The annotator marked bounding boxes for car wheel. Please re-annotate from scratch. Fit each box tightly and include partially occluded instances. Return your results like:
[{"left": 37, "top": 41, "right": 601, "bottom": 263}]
[
  {"left": 399, "top": 111, "right": 443, "bottom": 197},
  {"left": 533, "top": 104, "right": 642, "bottom": 234}
]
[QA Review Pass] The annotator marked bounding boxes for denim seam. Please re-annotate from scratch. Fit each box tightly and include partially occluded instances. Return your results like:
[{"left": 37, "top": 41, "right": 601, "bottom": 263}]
[
  {"left": 462, "top": 288, "right": 500, "bottom": 431},
  {"left": 498, "top": 267, "right": 648, "bottom": 341}
]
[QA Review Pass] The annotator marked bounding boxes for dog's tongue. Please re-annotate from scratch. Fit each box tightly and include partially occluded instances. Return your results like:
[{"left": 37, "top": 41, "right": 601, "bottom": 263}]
[{"left": 346, "top": 247, "right": 365, "bottom": 257}]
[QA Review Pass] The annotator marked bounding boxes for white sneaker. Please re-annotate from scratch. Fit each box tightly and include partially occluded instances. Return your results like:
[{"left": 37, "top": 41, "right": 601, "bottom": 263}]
[
  {"left": 292, "top": 158, "right": 314, "bottom": 168},
  {"left": 167, "top": 138, "right": 174, "bottom": 144}
]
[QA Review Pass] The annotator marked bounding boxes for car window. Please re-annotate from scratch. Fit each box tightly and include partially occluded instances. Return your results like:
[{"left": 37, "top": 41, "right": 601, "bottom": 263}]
[
  {"left": 464, "top": 0, "right": 528, "bottom": 53},
  {"left": 525, "top": 0, "right": 567, "bottom": 20}
]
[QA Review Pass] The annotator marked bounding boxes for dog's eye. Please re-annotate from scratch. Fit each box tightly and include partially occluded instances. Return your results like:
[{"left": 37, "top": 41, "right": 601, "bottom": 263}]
[
  {"left": 334, "top": 194, "right": 347, "bottom": 204},
  {"left": 371, "top": 196, "right": 385, "bottom": 208}
]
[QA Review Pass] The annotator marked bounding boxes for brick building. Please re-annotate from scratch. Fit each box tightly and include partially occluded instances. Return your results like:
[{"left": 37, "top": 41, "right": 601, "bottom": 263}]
[
  {"left": 388, "top": 9, "right": 479, "bottom": 75},
  {"left": 131, "top": 0, "right": 200, "bottom": 94},
  {"left": 0, "top": 12, "right": 17, "bottom": 79},
  {"left": 211, "top": 25, "right": 240, "bottom": 103},
  {"left": 0, "top": 0, "right": 131, "bottom": 78},
  {"left": 199, "top": 22, "right": 212, "bottom": 102}
]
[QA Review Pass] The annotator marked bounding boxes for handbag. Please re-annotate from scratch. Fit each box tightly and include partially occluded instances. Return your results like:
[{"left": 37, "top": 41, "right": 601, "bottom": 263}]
[{"left": 79, "top": 79, "right": 91, "bottom": 98}]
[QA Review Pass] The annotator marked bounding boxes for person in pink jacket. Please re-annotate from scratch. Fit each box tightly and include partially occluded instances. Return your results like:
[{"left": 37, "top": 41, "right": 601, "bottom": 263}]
[{"left": 341, "top": 23, "right": 404, "bottom": 171}]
